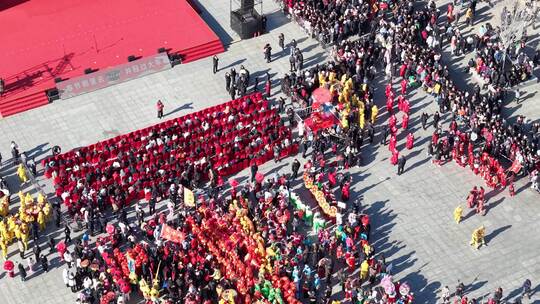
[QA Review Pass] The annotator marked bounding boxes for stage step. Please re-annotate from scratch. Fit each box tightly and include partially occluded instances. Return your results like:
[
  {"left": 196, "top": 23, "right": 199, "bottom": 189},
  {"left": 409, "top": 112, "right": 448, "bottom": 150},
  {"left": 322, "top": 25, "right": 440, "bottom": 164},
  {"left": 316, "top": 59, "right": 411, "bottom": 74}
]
[
  {"left": 181, "top": 39, "right": 225, "bottom": 63},
  {"left": 0, "top": 92, "right": 49, "bottom": 118}
]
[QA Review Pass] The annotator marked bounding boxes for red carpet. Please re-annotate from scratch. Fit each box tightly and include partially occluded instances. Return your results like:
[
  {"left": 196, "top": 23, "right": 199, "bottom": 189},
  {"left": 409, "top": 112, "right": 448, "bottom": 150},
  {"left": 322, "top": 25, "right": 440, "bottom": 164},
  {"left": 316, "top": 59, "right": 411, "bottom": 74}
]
[{"left": 0, "top": 0, "right": 224, "bottom": 117}]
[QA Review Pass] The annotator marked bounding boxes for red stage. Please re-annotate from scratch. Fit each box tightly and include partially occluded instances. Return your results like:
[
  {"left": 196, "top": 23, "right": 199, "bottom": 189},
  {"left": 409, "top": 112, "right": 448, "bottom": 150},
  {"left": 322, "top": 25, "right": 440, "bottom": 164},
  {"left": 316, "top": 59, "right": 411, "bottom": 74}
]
[{"left": 0, "top": 0, "right": 224, "bottom": 117}]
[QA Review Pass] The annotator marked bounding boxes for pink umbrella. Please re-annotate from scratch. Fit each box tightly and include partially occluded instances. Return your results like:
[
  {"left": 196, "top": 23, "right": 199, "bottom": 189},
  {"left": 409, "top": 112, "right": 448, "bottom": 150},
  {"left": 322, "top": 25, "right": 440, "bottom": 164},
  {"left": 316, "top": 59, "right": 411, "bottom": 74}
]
[
  {"left": 255, "top": 172, "right": 265, "bottom": 184},
  {"left": 3, "top": 260, "right": 14, "bottom": 272},
  {"left": 229, "top": 179, "right": 239, "bottom": 188},
  {"left": 56, "top": 241, "right": 66, "bottom": 253},
  {"left": 312, "top": 88, "right": 332, "bottom": 109},
  {"left": 106, "top": 224, "right": 115, "bottom": 235}
]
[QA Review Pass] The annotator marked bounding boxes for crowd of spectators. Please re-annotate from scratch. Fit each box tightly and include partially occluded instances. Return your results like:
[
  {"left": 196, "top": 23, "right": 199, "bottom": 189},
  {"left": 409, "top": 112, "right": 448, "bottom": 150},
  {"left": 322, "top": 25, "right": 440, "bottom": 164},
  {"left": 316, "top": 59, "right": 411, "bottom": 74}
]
[
  {"left": 284, "top": 0, "right": 539, "bottom": 193},
  {"left": 44, "top": 93, "right": 298, "bottom": 218}
]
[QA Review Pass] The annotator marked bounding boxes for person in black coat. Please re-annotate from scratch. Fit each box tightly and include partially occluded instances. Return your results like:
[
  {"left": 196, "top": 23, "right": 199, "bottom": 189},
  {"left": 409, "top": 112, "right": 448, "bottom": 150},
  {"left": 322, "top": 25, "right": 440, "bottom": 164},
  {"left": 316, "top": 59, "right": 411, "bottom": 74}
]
[
  {"left": 212, "top": 55, "right": 219, "bottom": 74},
  {"left": 64, "top": 224, "right": 71, "bottom": 243},
  {"left": 18, "top": 263, "right": 27, "bottom": 281},
  {"left": 433, "top": 111, "right": 440, "bottom": 129},
  {"left": 264, "top": 44, "right": 272, "bottom": 63},
  {"left": 48, "top": 236, "right": 55, "bottom": 255},
  {"left": 398, "top": 155, "right": 407, "bottom": 175},
  {"left": 291, "top": 159, "right": 301, "bottom": 179},
  {"left": 54, "top": 207, "right": 62, "bottom": 228},
  {"left": 40, "top": 255, "right": 49, "bottom": 272},
  {"left": 381, "top": 125, "right": 389, "bottom": 145},
  {"left": 225, "top": 72, "right": 231, "bottom": 92},
  {"left": 421, "top": 112, "right": 429, "bottom": 130},
  {"left": 33, "top": 244, "right": 41, "bottom": 262},
  {"left": 250, "top": 162, "right": 258, "bottom": 182}
]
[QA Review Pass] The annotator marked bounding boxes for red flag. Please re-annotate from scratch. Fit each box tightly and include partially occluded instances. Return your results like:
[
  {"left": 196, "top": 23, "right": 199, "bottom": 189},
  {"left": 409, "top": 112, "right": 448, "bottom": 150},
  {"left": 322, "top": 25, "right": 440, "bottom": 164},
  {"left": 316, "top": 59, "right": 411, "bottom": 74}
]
[{"left": 160, "top": 224, "right": 185, "bottom": 244}]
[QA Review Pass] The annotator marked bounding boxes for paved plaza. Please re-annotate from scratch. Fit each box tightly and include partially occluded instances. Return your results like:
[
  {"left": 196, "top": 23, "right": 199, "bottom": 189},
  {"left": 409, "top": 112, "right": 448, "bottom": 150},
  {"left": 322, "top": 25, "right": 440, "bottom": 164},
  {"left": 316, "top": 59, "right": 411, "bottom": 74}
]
[{"left": 0, "top": 0, "right": 539, "bottom": 303}]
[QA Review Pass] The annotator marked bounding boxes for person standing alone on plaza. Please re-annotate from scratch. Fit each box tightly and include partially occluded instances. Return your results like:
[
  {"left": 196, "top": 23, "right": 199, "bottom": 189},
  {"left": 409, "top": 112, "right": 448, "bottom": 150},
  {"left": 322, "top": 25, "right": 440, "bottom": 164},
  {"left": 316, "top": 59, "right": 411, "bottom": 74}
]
[
  {"left": 291, "top": 158, "right": 300, "bottom": 179},
  {"left": 225, "top": 72, "right": 231, "bottom": 92},
  {"left": 421, "top": 112, "right": 429, "bottom": 130},
  {"left": 264, "top": 73, "right": 272, "bottom": 97},
  {"left": 11, "top": 141, "right": 20, "bottom": 165},
  {"left": 264, "top": 43, "right": 272, "bottom": 63},
  {"left": 522, "top": 279, "right": 532, "bottom": 299},
  {"left": 397, "top": 155, "right": 407, "bottom": 175},
  {"left": 212, "top": 55, "right": 219, "bottom": 74},
  {"left": 295, "top": 49, "right": 304, "bottom": 71},
  {"left": 278, "top": 33, "right": 285, "bottom": 51},
  {"left": 18, "top": 262, "right": 27, "bottom": 281},
  {"left": 156, "top": 100, "right": 164, "bottom": 119}
]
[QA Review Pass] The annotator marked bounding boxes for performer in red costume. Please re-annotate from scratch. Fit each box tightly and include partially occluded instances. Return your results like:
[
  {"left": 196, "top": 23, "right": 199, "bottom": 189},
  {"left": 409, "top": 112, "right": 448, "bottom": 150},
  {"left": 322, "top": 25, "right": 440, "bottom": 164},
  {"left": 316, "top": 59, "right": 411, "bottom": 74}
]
[
  {"left": 386, "top": 96, "right": 394, "bottom": 114},
  {"left": 389, "top": 114, "right": 397, "bottom": 133},
  {"left": 406, "top": 133, "right": 414, "bottom": 150},
  {"left": 391, "top": 149, "right": 399, "bottom": 165},
  {"left": 389, "top": 134, "right": 397, "bottom": 152},
  {"left": 400, "top": 79, "right": 407, "bottom": 95},
  {"left": 402, "top": 113, "right": 409, "bottom": 130}
]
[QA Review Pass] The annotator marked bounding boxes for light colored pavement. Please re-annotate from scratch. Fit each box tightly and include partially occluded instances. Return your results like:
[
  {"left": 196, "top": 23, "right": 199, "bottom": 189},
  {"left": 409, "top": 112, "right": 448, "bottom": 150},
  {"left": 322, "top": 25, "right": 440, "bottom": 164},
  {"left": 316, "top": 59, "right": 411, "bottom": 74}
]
[{"left": 0, "top": 0, "right": 539, "bottom": 303}]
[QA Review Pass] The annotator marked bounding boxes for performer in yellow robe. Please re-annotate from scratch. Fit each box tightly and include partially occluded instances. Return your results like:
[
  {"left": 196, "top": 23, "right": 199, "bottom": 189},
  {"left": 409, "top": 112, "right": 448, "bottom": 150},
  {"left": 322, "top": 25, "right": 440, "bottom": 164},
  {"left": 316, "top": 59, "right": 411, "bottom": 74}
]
[
  {"left": 360, "top": 260, "right": 369, "bottom": 281},
  {"left": 469, "top": 225, "right": 486, "bottom": 249},
  {"left": 37, "top": 211, "right": 46, "bottom": 231},
  {"left": 371, "top": 104, "right": 379, "bottom": 124},
  {"left": 453, "top": 205, "right": 463, "bottom": 224},
  {"left": 17, "top": 164, "right": 28, "bottom": 183},
  {"left": 0, "top": 237, "right": 7, "bottom": 260}
]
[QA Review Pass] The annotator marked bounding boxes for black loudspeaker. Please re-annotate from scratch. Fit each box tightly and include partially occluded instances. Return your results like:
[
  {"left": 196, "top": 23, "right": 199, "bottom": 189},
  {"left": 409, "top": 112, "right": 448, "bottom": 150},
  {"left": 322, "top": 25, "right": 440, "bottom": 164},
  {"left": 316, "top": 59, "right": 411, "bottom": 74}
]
[
  {"left": 127, "top": 55, "right": 137, "bottom": 62},
  {"left": 241, "top": 0, "right": 254, "bottom": 11},
  {"left": 54, "top": 77, "right": 63, "bottom": 83},
  {"left": 84, "top": 68, "right": 93, "bottom": 74},
  {"left": 157, "top": 47, "right": 167, "bottom": 54},
  {"left": 231, "top": 9, "right": 262, "bottom": 39},
  {"left": 46, "top": 88, "right": 60, "bottom": 102}
]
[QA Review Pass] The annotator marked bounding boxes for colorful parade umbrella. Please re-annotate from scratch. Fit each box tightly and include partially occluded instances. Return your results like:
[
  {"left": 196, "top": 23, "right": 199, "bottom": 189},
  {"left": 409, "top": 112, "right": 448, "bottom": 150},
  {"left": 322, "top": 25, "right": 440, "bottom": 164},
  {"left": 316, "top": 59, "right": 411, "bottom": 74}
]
[
  {"left": 56, "top": 241, "right": 66, "bottom": 253},
  {"left": 106, "top": 224, "right": 115, "bottom": 235},
  {"left": 311, "top": 88, "right": 332, "bottom": 108},
  {"left": 229, "top": 179, "right": 239, "bottom": 188},
  {"left": 255, "top": 172, "right": 265, "bottom": 184},
  {"left": 3, "top": 260, "right": 14, "bottom": 271}
]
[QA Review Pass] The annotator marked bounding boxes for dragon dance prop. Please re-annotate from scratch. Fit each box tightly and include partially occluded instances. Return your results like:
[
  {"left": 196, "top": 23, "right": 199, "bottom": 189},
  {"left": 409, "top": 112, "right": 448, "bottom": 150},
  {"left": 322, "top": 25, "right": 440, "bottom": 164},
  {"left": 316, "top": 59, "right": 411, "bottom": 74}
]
[{"left": 303, "top": 172, "right": 337, "bottom": 218}]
